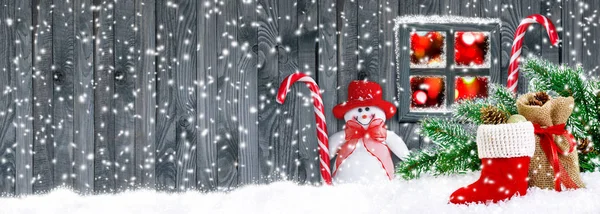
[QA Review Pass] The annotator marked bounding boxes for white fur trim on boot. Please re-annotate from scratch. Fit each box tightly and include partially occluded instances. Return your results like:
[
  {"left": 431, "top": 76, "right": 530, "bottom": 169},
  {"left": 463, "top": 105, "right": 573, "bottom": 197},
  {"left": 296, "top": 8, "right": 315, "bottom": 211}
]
[{"left": 476, "top": 122, "right": 536, "bottom": 159}]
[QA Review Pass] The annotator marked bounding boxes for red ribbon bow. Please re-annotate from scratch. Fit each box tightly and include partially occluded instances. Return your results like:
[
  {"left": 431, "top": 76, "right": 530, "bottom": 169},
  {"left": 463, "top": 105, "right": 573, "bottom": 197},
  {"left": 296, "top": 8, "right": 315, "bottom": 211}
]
[
  {"left": 533, "top": 123, "right": 579, "bottom": 191},
  {"left": 333, "top": 119, "right": 394, "bottom": 180}
]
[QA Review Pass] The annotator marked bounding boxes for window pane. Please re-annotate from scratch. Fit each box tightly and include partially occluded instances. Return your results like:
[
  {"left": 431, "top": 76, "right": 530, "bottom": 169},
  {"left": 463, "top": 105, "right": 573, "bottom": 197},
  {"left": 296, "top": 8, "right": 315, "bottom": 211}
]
[
  {"left": 410, "top": 76, "right": 446, "bottom": 111},
  {"left": 410, "top": 31, "right": 446, "bottom": 68},
  {"left": 454, "top": 32, "right": 489, "bottom": 67},
  {"left": 455, "top": 76, "right": 489, "bottom": 101}
]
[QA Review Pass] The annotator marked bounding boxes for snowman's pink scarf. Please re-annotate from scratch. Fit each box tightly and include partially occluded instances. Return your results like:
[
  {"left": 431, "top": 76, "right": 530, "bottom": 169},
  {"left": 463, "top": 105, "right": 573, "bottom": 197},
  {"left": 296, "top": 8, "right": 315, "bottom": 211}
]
[{"left": 333, "top": 119, "right": 394, "bottom": 180}]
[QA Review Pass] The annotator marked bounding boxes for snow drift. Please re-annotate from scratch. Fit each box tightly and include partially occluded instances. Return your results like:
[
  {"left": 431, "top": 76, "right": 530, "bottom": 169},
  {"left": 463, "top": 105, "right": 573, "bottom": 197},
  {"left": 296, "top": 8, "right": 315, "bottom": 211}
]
[{"left": 2, "top": 172, "right": 600, "bottom": 214}]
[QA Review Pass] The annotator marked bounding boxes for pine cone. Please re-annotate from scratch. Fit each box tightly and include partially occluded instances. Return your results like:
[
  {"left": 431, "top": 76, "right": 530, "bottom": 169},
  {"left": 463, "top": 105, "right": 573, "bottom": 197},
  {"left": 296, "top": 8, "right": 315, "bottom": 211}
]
[
  {"left": 480, "top": 105, "right": 508, "bottom": 124},
  {"left": 578, "top": 138, "right": 594, "bottom": 154},
  {"left": 528, "top": 91, "right": 550, "bottom": 106}
]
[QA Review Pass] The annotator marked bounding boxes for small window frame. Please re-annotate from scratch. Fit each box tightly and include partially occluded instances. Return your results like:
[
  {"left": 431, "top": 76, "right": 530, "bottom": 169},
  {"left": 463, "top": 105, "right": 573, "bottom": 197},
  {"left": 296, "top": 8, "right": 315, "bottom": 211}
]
[{"left": 395, "top": 22, "right": 501, "bottom": 122}]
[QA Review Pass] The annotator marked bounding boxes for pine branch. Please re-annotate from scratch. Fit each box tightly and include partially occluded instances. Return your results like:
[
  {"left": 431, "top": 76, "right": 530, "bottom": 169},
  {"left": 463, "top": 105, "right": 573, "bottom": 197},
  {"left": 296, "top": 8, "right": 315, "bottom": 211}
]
[
  {"left": 453, "top": 99, "right": 489, "bottom": 124},
  {"left": 396, "top": 150, "right": 437, "bottom": 180},
  {"left": 523, "top": 58, "right": 600, "bottom": 171},
  {"left": 489, "top": 84, "right": 518, "bottom": 115},
  {"left": 397, "top": 118, "right": 478, "bottom": 179},
  {"left": 523, "top": 58, "right": 598, "bottom": 139}
]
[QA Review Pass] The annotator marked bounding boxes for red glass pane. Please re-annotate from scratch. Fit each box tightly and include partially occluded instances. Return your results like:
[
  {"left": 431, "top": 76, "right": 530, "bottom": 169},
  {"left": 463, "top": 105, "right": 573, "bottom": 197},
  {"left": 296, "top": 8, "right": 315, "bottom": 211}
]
[
  {"left": 454, "top": 32, "right": 489, "bottom": 67},
  {"left": 410, "top": 31, "right": 445, "bottom": 66},
  {"left": 410, "top": 76, "right": 446, "bottom": 110},
  {"left": 454, "top": 76, "right": 489, "bottom": 101}
]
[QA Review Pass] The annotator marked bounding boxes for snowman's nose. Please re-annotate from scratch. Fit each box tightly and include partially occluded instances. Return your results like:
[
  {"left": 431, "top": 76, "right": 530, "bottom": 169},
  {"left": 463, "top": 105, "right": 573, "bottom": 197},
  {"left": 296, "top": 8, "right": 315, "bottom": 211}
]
[{"left": 361, "top": 115, "right": 368, "bottom": 119}]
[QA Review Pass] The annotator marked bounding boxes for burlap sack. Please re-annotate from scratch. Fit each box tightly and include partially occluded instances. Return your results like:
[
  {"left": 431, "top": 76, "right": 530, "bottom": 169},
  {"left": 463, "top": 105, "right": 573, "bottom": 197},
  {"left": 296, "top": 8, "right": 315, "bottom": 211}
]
[{"left": 516, "top": 93, "right": 585, "bottom": 190}]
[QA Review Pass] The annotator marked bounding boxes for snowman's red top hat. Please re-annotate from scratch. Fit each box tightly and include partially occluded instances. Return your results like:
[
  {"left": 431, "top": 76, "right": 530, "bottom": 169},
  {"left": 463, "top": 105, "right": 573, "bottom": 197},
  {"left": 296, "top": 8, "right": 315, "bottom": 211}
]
[{"left": 333, "top": 80, "right": 397, "bottom": 119}]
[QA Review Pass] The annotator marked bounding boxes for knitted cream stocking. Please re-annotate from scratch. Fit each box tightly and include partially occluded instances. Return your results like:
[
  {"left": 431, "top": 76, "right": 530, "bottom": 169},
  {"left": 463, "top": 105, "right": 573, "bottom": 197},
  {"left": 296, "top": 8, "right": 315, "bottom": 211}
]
[{"left": 449, "top": 122, "right": 536, "bottom": 204}]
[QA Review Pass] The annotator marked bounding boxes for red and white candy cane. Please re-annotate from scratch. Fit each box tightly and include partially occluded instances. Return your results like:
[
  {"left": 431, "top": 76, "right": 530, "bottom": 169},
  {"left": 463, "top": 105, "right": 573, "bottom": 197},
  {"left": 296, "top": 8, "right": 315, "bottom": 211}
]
[
  {"left": 507, "top": 14, "right": 560, "bottom": 94},
  {"left": 276, "top": 73, "right": 332, "bottom": 185}
]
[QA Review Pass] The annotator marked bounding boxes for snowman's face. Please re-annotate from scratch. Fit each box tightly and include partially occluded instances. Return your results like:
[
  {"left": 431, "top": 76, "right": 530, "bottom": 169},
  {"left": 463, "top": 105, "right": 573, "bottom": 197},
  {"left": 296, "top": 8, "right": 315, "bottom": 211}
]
[{"left": 343, "top": 106, "right": 386, "bottom": 126}]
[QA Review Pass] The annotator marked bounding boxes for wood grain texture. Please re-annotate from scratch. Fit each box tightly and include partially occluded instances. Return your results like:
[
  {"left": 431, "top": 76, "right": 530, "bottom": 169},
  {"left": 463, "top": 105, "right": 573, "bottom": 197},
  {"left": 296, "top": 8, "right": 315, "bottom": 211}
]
[
  {"left": 93, "top": 0, "right": 117, "bottom": 193},
  {"left": 276, "top": 0, "right": 301, "bottom": 182},
  {"left": 257, "top": 0, "right": 280, "bottom": 184},
  {"left": 317, "top": 0, "right": 339, "bottom": 147},
  {"left": 337, "top": 0, "right": 358, "bottom": 128},
  {"left": 52, "top": 0, "right": 75, "bottom": 188},
  {"left": 73, "top": 0, "right": 95, "bottom": 194},
  {"left": 14, "top": 0, "right": 34, "bottom": 195},
  {"left": 155, "top": 0, "right": 177, "bottom": 191},
  {"left": 561, "top": 0, "right": 583, "bottom": 66},
  {"left": 580, "top": 0, "right": 598, "bottom": 74},
  {"left": 134, "top": 0, "right": 156, "bottom": 189},
  {"left": 541, "top": 0, "right": 561, "bottom": 64},
  {"left": 217, "top": 0, "right": 240, "bottom": 189},
  {"left": 297, "top": 0, "right": 320, "bottom": 184},
  {"left": 173, "top": 0, "right": 197, "bottom": 191},
  {"left": 236, "top": 0, "right": 260, "bottom": 185},
  {"left": 379, "top": 0, "right": 410, "bottom": 151},
  {"left": 0, "top": 0, "right": 16, "bottom": 196},
  {"left": 196, "top": 0, "right": 218, "bottom": 191},
  {"left": 418, "top": 0, "right": 440, "bottom": 15},
  {"left": 358, "top": 0, "right": 380, "bottom": 80},
  {"left": 440, "top": 0, "right": 461, "bottom": 15},
  {"left": 114, "top": 0, "right": 136, "bottom": 190},
  {"left": 32, "top": 0, "right": 55, "bottom": 194}
]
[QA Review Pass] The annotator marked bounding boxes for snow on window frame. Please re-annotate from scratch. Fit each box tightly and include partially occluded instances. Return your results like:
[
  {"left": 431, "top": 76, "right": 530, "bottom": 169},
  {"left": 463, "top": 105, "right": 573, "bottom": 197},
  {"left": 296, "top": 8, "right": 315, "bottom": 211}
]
[{"left": 394, "top": 15, "right": 502, "bottom": 122}]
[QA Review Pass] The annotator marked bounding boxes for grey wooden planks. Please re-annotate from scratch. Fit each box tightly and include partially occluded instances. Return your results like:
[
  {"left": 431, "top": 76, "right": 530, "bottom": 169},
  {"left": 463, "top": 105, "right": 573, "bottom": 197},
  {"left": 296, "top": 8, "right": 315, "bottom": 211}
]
[
  {"left": 277, "top": 0, "right": 301, "bottom": 182},
  {"left": 317, "top": 0, "right": 339, "bottom": 152},
  {"left": 379, "top": 0, "right": 410, "bottom": 152},
  {"left": 114, "top": 0, "right": 137, "bottom": 191},
  {"left": 173, "top": 0, "right": 198, "bottom": 191},
  {"left": 73, "top": 0, "right": 95, "bottom": 194},
  {"left": 561, "top": 0, "right": 583, "bottom": 66},
  {"left": 338, "top": 0, "right": 358, "bottom": 129},
  {"left": 14, "top": 0, "right": 34, "bottom": 195},
  {"left": 297, "top": 0, "right": 320, "bottom": 184},
  {"left": 32, "top": 0, "right": 55, "bottom": 194},
  {"left": 0, "top": 0, "right": 16, "bottom": 196},
  {"left": 52, "top": 0, "right": 75, "bottom": 189},
  {"left": 236, "top": 0, "right": 260, "bottom": 185},
  {"left": 257, "top": 0, "right": 281, "bottom": 184},
  {"left": 196, "top": 0, "right": 219, "bottom": 191},
  {"left": 580, "top": 0, "right": 598, "bottom": 74},
  {"left": 134, "top": 0, "right": 157, "bottom": 189},
  {"left": 358, "top": 0, "right": 380, "bottom": 80},
  {"left": 93, "top": 0, "right": 117, "bottom": 193},
  {"left": 541, "top": 0, "right": 561, "bottom": 65},
  {"left": 155, "top": 0, "right": 178, "bottom": 191},
  {"left": 217, "top": 0, "right": 240, "bottom": 189}
]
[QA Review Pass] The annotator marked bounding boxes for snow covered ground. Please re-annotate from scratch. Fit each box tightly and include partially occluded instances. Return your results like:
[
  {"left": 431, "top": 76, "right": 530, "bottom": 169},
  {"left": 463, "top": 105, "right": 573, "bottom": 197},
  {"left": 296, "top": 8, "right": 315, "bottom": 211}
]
[{"left": 2, "top": 172, "right": 600, "bottom": 214}]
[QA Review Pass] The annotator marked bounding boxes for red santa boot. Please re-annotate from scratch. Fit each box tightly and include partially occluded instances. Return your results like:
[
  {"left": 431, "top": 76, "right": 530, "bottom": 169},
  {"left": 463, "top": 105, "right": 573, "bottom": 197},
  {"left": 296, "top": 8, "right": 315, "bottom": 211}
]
[{"left": 449, "top": 122, "right": 536, "bottom": 204}]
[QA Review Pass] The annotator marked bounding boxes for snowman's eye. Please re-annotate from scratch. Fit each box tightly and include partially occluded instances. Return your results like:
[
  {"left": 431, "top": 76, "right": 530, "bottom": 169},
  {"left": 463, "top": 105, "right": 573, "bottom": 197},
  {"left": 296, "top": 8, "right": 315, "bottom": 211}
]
[
  {"left": 358, "top": 108, "right": 363, "bottom": 113},
  {"left": 365, "top": 107, "right": 370, "bottom": 111}
]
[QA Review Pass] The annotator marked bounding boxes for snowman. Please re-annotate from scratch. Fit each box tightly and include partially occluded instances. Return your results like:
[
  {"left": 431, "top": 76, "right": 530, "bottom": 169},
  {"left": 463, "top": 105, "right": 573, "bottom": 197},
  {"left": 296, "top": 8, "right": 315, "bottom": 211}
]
[{"left": 329, "top": 80, "right": 410, "bottom": 183}]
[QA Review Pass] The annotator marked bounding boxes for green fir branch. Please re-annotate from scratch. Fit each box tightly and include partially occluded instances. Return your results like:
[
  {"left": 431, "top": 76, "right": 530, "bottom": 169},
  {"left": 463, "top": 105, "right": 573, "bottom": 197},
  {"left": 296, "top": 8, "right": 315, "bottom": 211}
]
[
  {"left": 489, "top": 84, "right": 518, "bottom": 115},
  {"left": 396, "top": 118, "right": 478, "bottom": 179},
  {"left": 523, "top": 58, "right": 600, "bottom": 145},
  {"left": 453, "top": 99, "right": 489, "bottom": 124}
]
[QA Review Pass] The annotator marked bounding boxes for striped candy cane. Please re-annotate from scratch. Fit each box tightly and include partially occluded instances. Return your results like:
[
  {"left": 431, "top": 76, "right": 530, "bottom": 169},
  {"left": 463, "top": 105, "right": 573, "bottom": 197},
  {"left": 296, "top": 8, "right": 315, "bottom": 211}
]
[
  {"left": 276, "top": 73, "right": 333, "bottom": 185},
  {"left": 507, "top": 14, "right": 560, "bottom": 94}
]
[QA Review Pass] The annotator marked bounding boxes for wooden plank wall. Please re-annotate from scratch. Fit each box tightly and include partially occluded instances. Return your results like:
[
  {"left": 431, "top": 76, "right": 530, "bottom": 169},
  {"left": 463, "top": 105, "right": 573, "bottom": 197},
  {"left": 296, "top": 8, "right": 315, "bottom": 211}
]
[{"left": 0, "top": 0, "right": 598, "bottom": 195}]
